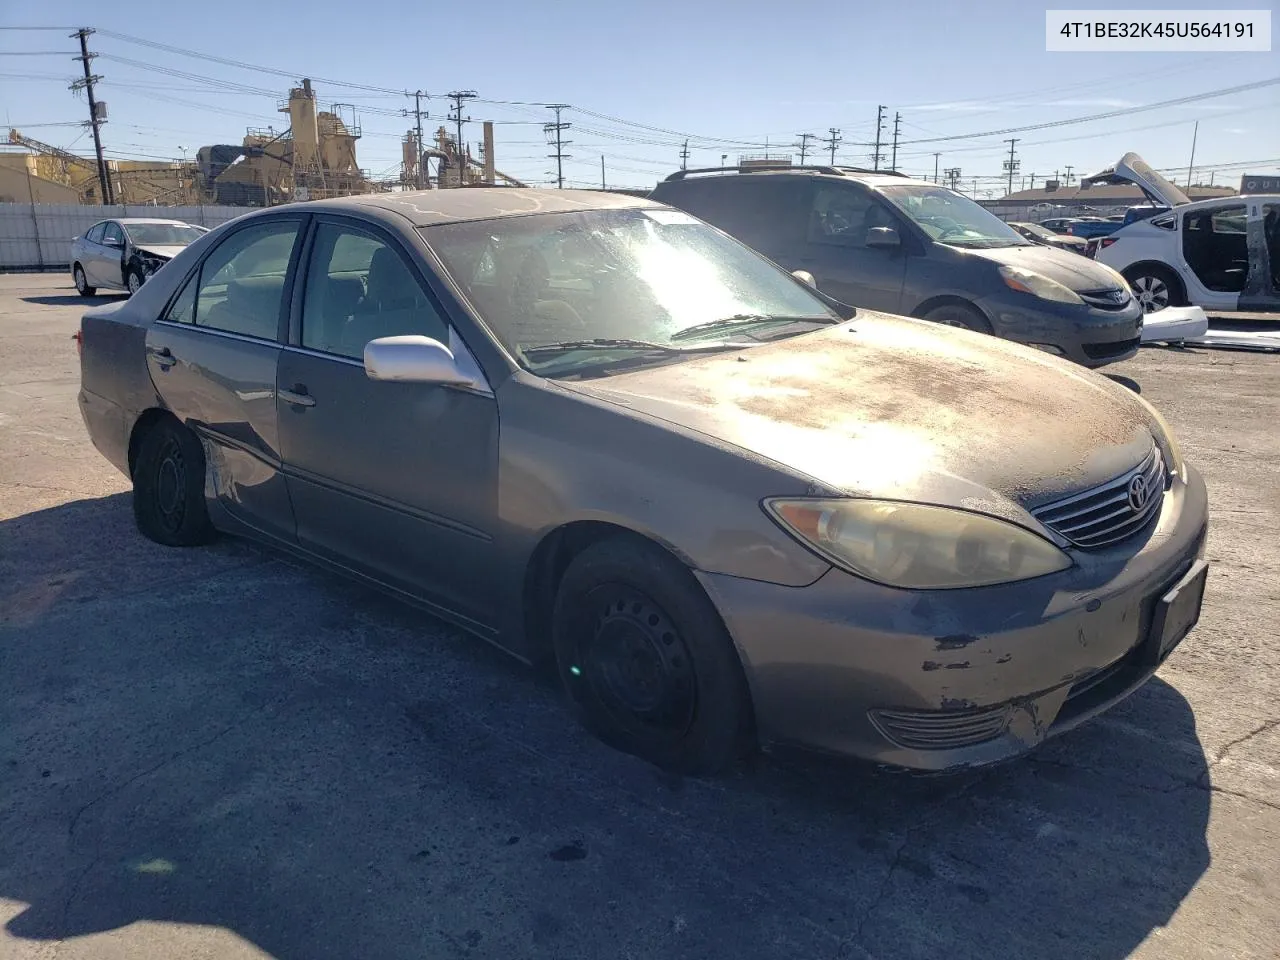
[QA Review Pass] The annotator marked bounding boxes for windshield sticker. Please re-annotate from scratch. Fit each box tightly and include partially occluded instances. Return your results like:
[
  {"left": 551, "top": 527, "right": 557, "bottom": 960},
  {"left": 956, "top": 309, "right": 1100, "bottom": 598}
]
[{"left": 643, "top": 209, "right": 700, "bottom": 226}]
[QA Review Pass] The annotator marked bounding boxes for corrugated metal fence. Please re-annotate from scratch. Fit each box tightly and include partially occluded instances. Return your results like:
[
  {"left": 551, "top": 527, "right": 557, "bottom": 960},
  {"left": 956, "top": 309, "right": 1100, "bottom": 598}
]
[{"left": 0, "top": 203, "right": 251, "bottom": 271}]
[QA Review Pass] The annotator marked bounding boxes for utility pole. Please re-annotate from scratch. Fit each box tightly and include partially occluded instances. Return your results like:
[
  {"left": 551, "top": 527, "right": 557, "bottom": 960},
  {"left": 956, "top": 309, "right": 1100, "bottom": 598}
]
[
  {"left": 824, "top": 127, "right": 842, "bottom": 165},
  {"left": 679, "top": 138, "right": 690, "bottom": 170},
  {"left": 933, "top": 152, "right": 941, "bottom": 183},
  {"left": 872, "top": 105, "right": 886, "bottom": 170},
  {"left": 404, "top": 90, "right": 428, "bottom": 188},
  {"left": 796, "top": 132, "right": 816, "bottom": 165},
  {"left": 1064, "top": 164, "right": 1074, "bottom": 185},
  {"left": 1029, "top": 172, "right": 1037, "bottom": 189},
  {"left": 70, "top": 28, "right": 111, "bottom": 205},
  {"left": 544, "top": 104, "right": 572, "bottom": 188},
  {"left": 1186, "top": 120, "right": 1199, "bottom": 188},
  {"left": 446, "top": 90, "right": 477, "bottom": 184},
  {"left": 890, "top": 112, "right": 902, "bottom": 172},
  {"left": 1003, "top": 138, "right": 1020, "bottom": 196},
  {"left": 601, "top": 155, "right": 606, "bottom": 190}
]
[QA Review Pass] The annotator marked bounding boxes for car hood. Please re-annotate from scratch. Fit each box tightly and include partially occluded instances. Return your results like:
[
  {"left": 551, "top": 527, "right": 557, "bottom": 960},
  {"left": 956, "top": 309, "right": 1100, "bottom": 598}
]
[
  {"left": 1081, "top": 151, "right": 1191, "bottom": 208},
  {"left": 959, "top": 242, "right": 1124, "bottom": 290},
  {"left": 133, "top": 244, "right": 187, "bottom": 260},
  {"left": 562, "top": 314, "right": 1155, "bottom": 525}
]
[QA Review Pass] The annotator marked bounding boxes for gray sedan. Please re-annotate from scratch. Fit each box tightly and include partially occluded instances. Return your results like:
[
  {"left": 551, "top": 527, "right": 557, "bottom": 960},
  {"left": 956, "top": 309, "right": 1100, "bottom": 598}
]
[
  {"left": 71, "top": 218, "right": 208, "bottom": 297},
  {"left": 76, "top": 189, "right": 1209, "bottom": 775}
]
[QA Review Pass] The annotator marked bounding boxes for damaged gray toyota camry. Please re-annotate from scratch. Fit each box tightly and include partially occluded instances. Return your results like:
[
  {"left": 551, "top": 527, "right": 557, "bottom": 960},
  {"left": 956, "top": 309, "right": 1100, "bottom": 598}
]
[{"left": 76, "top": 189, "right": 1209, "bottom": 775}]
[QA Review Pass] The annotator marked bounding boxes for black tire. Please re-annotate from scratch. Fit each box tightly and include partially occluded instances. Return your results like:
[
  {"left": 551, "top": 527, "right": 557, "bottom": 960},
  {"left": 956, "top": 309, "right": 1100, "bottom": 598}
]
[
  {"left": 73, "top": 264, "right": 96, "bottom": 297},
  {"left": 923, "top": 301, "right": 993, "bottom": 334},
  {"left": 126, "top": 266, "right": 145, "bottom": 296},
  {"left": 1123, "top": 263, "right": 1185, "bottom": 314},
  {"left": 552, "top": 536, "right": 752, "bottom": 775},
  {"left": 132, "top": 418, "right": 214, "bottom": 547}
]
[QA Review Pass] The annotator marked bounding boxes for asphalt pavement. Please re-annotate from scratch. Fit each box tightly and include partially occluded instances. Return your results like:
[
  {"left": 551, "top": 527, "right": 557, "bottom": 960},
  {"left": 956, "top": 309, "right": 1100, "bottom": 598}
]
[{"left": 1, "top": 272, "right": 1277, "bottom": 960}]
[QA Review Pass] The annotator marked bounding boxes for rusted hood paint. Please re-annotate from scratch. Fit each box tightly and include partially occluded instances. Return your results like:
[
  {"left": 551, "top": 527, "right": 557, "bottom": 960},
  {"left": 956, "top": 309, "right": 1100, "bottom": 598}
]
[{"left": 565, "top": 313, "right": 1154, "bottom": 517}]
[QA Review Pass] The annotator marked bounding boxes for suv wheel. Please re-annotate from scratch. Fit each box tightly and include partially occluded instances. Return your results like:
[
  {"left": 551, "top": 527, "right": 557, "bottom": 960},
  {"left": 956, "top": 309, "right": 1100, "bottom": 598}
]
[{"left": 1124, "top": 264, "right": 1184, "bottom": 314}]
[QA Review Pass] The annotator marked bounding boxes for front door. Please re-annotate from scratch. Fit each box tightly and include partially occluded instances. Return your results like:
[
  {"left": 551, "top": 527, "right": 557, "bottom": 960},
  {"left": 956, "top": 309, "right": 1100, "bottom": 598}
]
[
  {"left": 83, "top": 221, "right": 119, "bottom": 288},
  {"left": 276, "top": 217, "right": 500, "bottom": 630},
  {"left": 793, "top": 182, "right": 908, "bottom": 312},
  {"left": 145, "top": 216, "right": 305, "bottom": 542}
]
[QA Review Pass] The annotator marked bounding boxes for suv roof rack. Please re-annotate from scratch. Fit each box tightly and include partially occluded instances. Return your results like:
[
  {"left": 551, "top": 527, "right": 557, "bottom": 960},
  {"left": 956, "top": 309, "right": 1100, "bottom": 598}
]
[{"left": 662, "top": 164, "right": 914, "bottom": 182}]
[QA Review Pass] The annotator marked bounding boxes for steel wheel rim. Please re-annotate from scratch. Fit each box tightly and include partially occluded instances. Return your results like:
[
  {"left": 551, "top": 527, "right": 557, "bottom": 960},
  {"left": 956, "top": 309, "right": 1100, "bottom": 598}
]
[
  {"left": 1132, "top": 275, "right": 1169, "bottom": 313},
  {"left": 578, "top": 585, "right": 697, "bottom": 739},
  {"left": 155, "top": 437, "right": 186, "bottom": 533}
]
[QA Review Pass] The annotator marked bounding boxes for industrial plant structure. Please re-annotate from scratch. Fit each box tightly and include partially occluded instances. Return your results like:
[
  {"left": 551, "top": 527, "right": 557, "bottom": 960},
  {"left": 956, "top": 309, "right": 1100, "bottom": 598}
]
[{"left": 1, "top": 78, "right": 521, "bottom": 208}]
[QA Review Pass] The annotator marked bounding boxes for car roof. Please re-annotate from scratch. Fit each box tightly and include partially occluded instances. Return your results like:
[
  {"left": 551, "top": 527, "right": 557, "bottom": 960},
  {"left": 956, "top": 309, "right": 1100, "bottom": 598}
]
[
  {"left": 1176, "top": 194, "right": 1280, "bottom": 211},
  {"left": 659, "top": 165, "right": 928, "bottom": 191},
  {"left": 113, "top": 218, "right": 198, "bottom": 225},
  {"left": 273, "top": 188, "right": 659, "bottom": 228}
]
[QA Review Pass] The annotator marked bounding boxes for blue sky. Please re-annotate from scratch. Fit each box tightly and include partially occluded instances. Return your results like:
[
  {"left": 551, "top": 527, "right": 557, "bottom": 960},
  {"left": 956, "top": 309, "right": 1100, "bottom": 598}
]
[{"left": 2, "top": 0, "right": 1277, "bottom": 193}]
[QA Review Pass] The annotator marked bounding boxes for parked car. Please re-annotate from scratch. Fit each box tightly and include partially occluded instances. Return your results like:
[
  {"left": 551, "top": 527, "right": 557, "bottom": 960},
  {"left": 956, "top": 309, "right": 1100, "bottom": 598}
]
[
  {"left": 71, "top": 218, "right": 208, "bottom": 297},
  {"left": 1062, "top": 218, "right": 1123, "bottom": 240},
  {"left": 1086, "top": 152, "right": 1280, "bottom": 314},
  {"left": 1008, "top": 221, "right": 1090, "bottom": 254},
  {"left": 651, "top": 165, "right": 1142, "bottom": 367},
  {"left": 1038, "top": 217, "right": 1078, "bottom": 233},
  {"left": 76, "top": 189, "right": 1208, "bottom": 775}
]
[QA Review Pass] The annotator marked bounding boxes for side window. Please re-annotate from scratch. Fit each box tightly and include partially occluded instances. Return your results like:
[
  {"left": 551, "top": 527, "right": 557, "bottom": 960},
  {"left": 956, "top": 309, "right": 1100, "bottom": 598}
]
[
  {"left": 300, "top": 222, "right": 447, "bottom": 360},
  {"left": 1210, "top": 205, "right": 1246, "bottom": 235},
  {"left": 194, "top": 220, "right": 300, "bottom": 340},
  {"left": 165, "top": 272, "right": 197, "bottom": 324},
  {"left": 808, "top": 185, "right": 885, "bottom": 248},
  {"left": 102, "top": 222, "right": 124, "bottom": 246},
  {"left": 86, "top": 223, "right": 106, "bottom": 244}
]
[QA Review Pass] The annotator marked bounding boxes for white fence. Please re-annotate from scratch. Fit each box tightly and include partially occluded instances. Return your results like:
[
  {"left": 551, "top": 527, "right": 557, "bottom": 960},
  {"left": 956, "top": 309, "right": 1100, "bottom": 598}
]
[{"left": 0, "top": 203, "right": 251, "bottom": 271}]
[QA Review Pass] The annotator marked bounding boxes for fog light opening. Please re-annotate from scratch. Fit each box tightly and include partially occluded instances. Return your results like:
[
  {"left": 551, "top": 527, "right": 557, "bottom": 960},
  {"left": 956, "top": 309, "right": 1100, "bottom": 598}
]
[{"left": 1029, "top": 343, "right": 1064, "bottom": 355}]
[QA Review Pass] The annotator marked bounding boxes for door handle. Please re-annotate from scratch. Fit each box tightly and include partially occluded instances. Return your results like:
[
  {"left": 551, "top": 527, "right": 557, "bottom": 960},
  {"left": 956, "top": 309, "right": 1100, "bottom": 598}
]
[
  {"left": 149, "top": 346, "right": 176, "bottom": 368},
  {"left": 279, "top": 384, "right": 316, "bottom": 408}
]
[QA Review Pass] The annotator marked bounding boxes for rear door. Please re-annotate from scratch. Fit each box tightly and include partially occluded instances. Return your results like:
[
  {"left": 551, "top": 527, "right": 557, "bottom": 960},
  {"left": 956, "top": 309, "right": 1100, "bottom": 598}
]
[
  {"left": 276, "top": 215, "right": 500, "bottom": 629},
  {"left": 145, "top": 215, "right": 305, "bottom": 542}
]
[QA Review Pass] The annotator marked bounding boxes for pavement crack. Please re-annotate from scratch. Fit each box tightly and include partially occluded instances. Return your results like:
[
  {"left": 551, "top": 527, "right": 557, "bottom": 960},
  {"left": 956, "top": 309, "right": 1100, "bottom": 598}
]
[
  {"left": 1210, "top": 717, "right": 1280, "bottom": 766},
  {"left": 67, "top": 711, "right": 260, "bottom": 838},
  {"left": 1204, "top": 784, "right": 1280, "bottom": 813}
]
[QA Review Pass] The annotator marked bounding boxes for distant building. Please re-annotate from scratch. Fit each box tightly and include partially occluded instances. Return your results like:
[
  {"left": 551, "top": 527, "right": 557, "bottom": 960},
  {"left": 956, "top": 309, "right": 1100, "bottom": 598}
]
[{"left": 1000, "top": 183, "right": 1236, "bottom": 204}]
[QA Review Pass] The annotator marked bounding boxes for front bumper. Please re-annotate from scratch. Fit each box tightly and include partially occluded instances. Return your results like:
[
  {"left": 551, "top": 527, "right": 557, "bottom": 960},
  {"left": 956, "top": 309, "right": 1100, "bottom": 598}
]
[
  {"left": 979, "top": 292, "right": 1143, "bottom": 368},
  {"left": 697, "top": 464, "right": 1208, "bottom": 772}
]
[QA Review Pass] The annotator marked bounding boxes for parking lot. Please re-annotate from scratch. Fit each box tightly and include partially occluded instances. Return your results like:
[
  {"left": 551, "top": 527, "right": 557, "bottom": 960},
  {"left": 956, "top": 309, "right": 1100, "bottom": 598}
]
[{"left": 1, "top": 269, "right": 1277, "bottom": 958}]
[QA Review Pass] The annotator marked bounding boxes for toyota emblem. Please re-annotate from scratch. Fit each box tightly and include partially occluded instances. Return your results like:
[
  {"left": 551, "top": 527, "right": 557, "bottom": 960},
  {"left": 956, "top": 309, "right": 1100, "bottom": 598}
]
[{"left": 1127, "top": 474, "right": 1150, "bottom": 511}]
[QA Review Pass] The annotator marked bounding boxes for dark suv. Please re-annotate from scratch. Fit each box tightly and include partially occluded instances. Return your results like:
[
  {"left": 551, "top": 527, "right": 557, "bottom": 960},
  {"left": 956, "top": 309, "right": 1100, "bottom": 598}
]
[{"left": 651, "top": 165, "right": 1143, "bottom": 367}]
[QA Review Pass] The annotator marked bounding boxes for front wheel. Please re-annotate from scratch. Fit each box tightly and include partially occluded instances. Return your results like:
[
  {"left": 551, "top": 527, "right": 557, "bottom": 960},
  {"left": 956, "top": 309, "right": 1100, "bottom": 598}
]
[
  {"left": 1124, "top": 264, "right": 1185, "bottom": 314},
  {"left": 73, "top": 265, "right": 96, "bottom": 297},
  {"left": 132, "top": 418, "right": 214, "bottom": 547},
  {"left": 552, "top": 536, "right": 752, "bottom": 775},
  {"left": 126, "top": 267, "right": 145, "bottom": 296},
  {"left": 923, "top": 302, "right": 993, "bottom": 334}
]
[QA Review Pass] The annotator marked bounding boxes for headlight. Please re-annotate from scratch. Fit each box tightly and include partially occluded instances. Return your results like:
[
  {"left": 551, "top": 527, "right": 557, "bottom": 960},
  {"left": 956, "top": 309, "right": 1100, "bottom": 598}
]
[
  {"left": 1131, "top": 392, "right": 1186, "bottom": 481},
  {"left": 999, "top": 265, "right": 1083, "bottom": 305},
  {"left": 764, "top": 498, "right": 1073, "bottom": 590}
]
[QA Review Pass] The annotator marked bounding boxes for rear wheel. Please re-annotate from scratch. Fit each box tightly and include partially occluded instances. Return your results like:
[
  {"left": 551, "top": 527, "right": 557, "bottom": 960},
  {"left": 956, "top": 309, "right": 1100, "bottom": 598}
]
[
  {"left": 923, "top": 302, "right": 993, "bottom": 334},
  {"left": 73, "top": 265, "right": 96, "bottom": 297},
  {"left": 1124, "top": 264, "right": 1185, "bottom": 314},
  {"left": 132, "top": 418, "right": 214, "bottom": 547},
  {"left": 552, "top": 536, "right": 752, "bottom": 775}
]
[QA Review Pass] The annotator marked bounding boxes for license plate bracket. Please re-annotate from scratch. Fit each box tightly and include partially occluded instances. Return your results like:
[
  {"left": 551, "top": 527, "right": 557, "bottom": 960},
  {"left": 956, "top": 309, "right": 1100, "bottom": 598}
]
[{"left": 1144, "top": 559, "right": 1208, "bottom": 666}]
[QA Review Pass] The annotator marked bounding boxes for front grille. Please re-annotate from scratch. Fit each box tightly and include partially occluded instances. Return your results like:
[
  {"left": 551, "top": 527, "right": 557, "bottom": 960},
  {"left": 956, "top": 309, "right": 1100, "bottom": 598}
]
[
  {"left": 1082, "top": 336, "right": 1140, "bottom": 359},
  {"left": 1032, "top": 445, "right": 1167, "bottom": 548},
  {"left": 871, "top": 704, "right": 1011, "bottom": 751},
  {"left": 1079, "top": 287, "right": 1133, "bottom": 310}
]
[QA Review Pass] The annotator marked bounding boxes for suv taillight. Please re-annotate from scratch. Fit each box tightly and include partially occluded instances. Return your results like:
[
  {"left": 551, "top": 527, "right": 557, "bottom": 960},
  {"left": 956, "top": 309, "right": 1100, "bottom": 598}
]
[{"left": 1099, "top": 237, "right": 1119, "bottom": 250}]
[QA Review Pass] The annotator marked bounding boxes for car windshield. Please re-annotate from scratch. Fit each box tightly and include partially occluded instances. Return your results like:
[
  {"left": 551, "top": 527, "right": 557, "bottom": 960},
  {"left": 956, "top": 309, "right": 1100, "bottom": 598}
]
[
  {"left": 426, "top": 207, "right": 841, "bottom": 377},
  {"left": 880, "top": 185, "right": 1031, "bottom": 249},
  {"left": 124, "top": 223, "right": 206, "bottom": 246}
]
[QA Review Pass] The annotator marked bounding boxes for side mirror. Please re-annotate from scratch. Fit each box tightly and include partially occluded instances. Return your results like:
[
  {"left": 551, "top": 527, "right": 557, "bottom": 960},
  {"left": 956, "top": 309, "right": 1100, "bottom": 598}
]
[
  {"left": 791, "top": 269, "right": 817, "bottom": 287},
  {"left": 364, "top": 335, "right": 477, "bottom": 387},
  {"left": 865, "top": 226, "right": 901, "bottom": 249}
]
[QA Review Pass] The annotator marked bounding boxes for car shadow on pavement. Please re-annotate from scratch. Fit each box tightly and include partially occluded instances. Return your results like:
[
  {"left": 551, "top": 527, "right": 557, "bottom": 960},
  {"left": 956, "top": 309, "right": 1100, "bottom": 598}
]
[
  {"left": 21, "top": 294, "right": 125, "bottom": 307},
  {"left": 1104, "top": 373, "right": 1142, "bottom": 394},
  {"left": 1, "top": 493, "right": 1212, "bottom": 960}
]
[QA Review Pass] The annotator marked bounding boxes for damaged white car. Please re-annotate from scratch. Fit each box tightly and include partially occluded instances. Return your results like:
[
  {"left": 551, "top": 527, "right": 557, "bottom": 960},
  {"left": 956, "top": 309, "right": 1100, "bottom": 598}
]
[{"left": 1087, "top": 153, "right": 1280, "bottom": 315}]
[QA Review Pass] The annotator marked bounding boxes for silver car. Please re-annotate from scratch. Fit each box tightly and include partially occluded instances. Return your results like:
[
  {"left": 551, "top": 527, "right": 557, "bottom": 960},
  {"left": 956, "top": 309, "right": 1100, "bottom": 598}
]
[
  {"left": 71, "top": 218, "right": 208, "bottom": 297},
  {"left": 76, "top": 190, "right": 1209, "bottom": 776}
]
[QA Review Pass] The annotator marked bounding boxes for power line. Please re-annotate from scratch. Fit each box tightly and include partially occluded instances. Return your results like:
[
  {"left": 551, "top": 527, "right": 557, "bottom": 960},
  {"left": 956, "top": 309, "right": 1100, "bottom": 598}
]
[{"left": 896, "top": 77, "right": 1280, "bottom": 145}]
